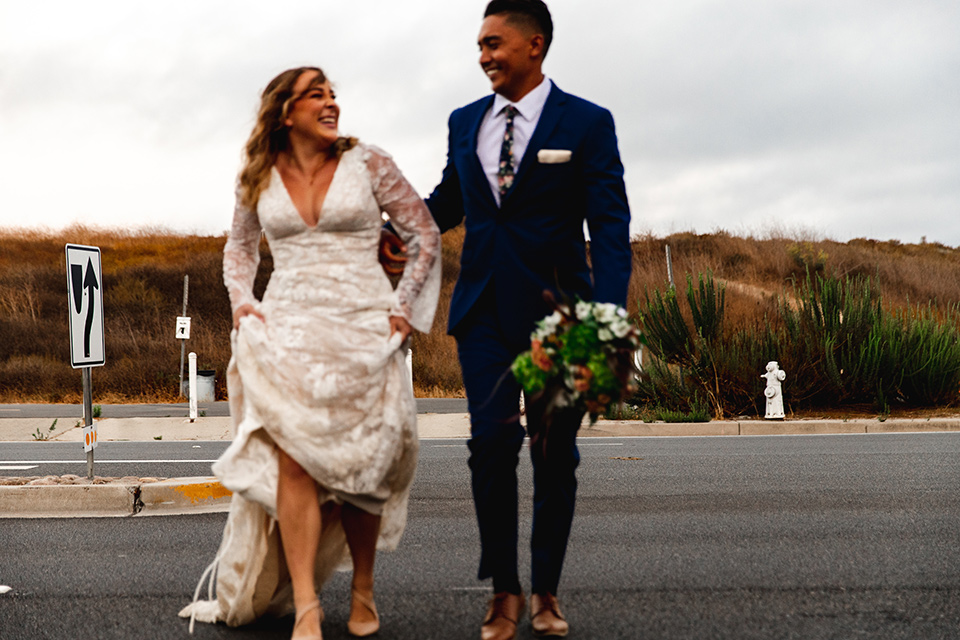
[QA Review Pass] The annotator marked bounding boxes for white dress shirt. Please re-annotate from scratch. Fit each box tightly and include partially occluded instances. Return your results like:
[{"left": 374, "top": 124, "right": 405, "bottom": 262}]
[{"left": 477, "top": 76, "right": 552, "bottom": 206}]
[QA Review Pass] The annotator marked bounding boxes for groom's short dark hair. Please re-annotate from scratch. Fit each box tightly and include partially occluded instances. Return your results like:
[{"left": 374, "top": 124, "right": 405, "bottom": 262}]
[{"left": 484, "top": 0, "right": 553, "bottom": 59}]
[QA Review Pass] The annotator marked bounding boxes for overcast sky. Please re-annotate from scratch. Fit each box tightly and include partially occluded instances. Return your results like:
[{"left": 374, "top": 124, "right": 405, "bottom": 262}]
[{"left": 1, "top": 0, "right": 958, "bottom": 245}]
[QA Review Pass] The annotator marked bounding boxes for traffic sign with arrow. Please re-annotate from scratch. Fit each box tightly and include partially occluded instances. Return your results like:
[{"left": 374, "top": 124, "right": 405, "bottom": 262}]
[{"left": 65, "top": 244, "right": 105, "bottom": 368}]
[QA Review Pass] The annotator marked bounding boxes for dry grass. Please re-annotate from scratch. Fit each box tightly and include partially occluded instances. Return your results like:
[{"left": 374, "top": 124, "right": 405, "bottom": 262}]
[
  {"left": 0, "top": 226, "right": 235, "bottom": 402},
  {"left": 409, "top": 226, "right": 465, "bottom": 394},
  {"left": 2, "top": 225, "right": 960, "bottom": 404},
  {"left": 629, "top": 231, "right": 960, "bottom": 337}
]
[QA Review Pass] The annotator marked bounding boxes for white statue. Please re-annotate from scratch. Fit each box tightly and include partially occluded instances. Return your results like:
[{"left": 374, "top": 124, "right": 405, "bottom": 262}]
[{"left": 762, "top": 361, "right": 786, "bottom": 419}]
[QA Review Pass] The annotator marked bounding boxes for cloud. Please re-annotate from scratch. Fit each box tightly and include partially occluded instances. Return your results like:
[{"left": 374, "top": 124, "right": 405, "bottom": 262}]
[
  {"left": 605, "top": 0, "right": 960, "bottom": 243},
  {"left": 0, "top": 0, "right": 958, "bottom": 244}
]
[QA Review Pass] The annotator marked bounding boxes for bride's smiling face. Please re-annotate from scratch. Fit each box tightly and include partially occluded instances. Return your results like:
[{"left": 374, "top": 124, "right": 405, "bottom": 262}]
[{"left": 284, "top": 70, "right": 340, "bottom": 148}]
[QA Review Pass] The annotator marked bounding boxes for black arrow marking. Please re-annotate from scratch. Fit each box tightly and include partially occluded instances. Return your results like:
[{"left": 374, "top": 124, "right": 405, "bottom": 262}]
[
  {"left": 71, "top": 264, "right": 84, "bottom": 314},
  {"left": 82, "top": 257, "right": 99, "bottom": 358}
]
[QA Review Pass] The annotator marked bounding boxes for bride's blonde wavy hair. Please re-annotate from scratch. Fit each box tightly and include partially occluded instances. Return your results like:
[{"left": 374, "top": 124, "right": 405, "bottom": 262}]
[{"left": 238, "top": 66, "right": 358, "bottom": 210}]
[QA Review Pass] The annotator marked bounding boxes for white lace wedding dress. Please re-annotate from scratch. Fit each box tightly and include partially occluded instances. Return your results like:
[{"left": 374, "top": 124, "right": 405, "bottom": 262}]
[{"left": 179, "top": 143, "right": 441, "bottom": 629}]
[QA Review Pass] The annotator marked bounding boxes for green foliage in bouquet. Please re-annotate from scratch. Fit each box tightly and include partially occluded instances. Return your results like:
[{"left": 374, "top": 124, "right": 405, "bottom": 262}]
[
  {"left": 512, "top": 295, "right": 644, "bottom": 423},
  {"left": 512, "top": 348, "right": 551, "bottom": 394}
]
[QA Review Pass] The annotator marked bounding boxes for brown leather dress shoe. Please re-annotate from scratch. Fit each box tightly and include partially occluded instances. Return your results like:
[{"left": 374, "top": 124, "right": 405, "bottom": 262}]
[
  {"left": 530, "top": 592, "right": 569, "bottom": 637},
  {"left": 481, "top": 591, "right": 525, "bottom": 640}
]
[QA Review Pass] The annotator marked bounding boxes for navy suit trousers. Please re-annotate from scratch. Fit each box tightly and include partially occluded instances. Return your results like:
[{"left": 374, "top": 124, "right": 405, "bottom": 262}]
[{"left": 455, "top": 288, "right": 582, "bottom": 594}]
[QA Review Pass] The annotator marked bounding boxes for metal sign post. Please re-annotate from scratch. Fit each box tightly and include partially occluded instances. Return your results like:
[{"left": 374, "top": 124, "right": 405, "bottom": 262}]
[
  {"left": 82, "top": 368, "right": 95, "bottom": 478},
  {"left": 65, "top": 244, "right": 105, "bottom": 479},
  {"left": 178, "top": 276, "right": 189, "bottom": 397}
]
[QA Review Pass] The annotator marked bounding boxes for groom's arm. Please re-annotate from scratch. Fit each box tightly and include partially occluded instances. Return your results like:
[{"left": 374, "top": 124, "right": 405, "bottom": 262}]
[
  {"left": 425, "top": 114, "right": 466, "bottom": 233},
  {"left": 379, "top": 114, "right": 465, "bottom": 270},
  {"left": 581, "top": 107, "right": 632, "bottom": 307}
]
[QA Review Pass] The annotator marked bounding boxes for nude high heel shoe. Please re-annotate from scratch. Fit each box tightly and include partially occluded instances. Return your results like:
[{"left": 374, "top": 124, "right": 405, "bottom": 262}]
[
  {"left": 292, "top": 599, "right": 324, "bottom": 640},
  {"left": 347, "top": 587, "right": 380, "bottom": 637}
]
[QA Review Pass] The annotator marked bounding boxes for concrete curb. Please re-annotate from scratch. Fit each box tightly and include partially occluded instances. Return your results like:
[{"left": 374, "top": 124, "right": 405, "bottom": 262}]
[
  {"left": 0, "top": 483, "right": 137, "bottom": 518},
  {"left": 580, "top": 421, "right": 741, "bottom": 437},
  {"left": 0, "top": 477, "right": 232, "bottom": 519},
  {"left": 580, "top": 417, "right": 960, "bottom": 437},
  {"left": 138, "top": 476, "right": 233, "bottom": 515},
  {"left": 736, "top": 417, "right": 960, "bottom": 435}
]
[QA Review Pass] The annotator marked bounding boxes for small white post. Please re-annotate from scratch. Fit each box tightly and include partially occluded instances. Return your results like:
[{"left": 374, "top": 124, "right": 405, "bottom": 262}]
[
  {"left": 665, "top": 244, "right": 675, "bottom": 289},
  {"left": 189, "top": 352, "right": 198, "bottom": 422}
]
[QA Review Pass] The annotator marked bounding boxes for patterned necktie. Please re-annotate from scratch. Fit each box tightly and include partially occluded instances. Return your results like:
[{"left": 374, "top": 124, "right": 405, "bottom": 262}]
[{"left": 497, "top": 105, "right": 518, "bottom": 197}]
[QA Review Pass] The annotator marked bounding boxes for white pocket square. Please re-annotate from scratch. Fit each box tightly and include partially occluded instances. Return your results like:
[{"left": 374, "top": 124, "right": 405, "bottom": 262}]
[{"left": 537, "top": 149, "right": 572, "bottom": 164}]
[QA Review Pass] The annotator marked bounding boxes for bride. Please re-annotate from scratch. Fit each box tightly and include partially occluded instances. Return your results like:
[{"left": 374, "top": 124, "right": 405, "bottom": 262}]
[{"left": 180, "top": 66, "right": 441, "bottom": 640}]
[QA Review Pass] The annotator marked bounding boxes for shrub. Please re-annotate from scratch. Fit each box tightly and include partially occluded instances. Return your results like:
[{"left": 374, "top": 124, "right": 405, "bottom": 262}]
[
  {"left": 637, "top": 271, "right": 729, "bottom": 418},
  {"left": 636, "top": 270, "right": 960, "bottom": 417}
]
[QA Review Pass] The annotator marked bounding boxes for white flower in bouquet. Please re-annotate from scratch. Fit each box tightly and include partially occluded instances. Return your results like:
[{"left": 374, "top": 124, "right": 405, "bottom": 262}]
[
  {"left": 533, "top": 311, "right": 564, "bottom": 341},
  {"left": 594, "top": 303, "right": 620, "bottom": 324},
  {"left": 610, "top": 318, "right": 633, "bottom": 338},
  {"left": 575, "top": 301, "right": 593, "bottom": 320}
]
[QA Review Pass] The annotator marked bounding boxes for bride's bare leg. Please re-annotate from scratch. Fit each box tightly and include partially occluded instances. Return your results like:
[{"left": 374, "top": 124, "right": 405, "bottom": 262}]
[
  {"left": 277, "top": 448, "right": 323, "bottom": 639},
  {"left": 341, "top": 503, "right": 382, "bottom": 631}
]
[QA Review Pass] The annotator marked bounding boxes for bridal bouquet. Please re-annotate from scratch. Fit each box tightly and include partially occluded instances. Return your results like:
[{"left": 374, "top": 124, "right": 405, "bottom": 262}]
[{"left": 512, "top": 293, "right": 643, "bottom": 432}]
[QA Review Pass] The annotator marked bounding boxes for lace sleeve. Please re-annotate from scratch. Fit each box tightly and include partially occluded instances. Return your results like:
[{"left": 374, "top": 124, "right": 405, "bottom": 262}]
[
  {"left": 222, "top": 188, "right": 263, "bottom": 314},
  {"left": 364, "top": 145, "right": 441, "bottom": 333}
]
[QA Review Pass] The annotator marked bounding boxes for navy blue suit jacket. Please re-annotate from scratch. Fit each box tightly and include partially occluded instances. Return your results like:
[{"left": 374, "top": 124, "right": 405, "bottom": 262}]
[{"left": 426, "top": 82, "right": 632, "bottom": 347}]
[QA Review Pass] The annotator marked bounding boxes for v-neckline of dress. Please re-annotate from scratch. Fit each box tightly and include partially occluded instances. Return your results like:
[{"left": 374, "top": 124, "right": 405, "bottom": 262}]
[{"left": 272, "top": 157, "right": 343, "bottom": 230}]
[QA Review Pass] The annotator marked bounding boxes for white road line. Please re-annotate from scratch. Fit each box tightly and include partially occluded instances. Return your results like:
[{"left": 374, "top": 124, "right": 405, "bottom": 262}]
[
  {"left": 0, "top": 465, "right": 38, "bottom": 470},
  {"left": 429, "top": 442, "right": 623, "bottom": 447},
  {"left": 0, "top": 460, "right": 218, "bottom": 465},
  {"left": 0, "top": 586, "right": 12, "bottom": 594}
]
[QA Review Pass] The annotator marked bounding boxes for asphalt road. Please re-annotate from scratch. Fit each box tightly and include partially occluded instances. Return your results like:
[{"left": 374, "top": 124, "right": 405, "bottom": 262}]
[
  {"left": 0, "top": 398, "right": 468, "bottom": 420},
  {"left": 0, "top": 441, "right": 227, "bottom": 478},
  {"left": 2, "top": 433, "right": 960, "bottom": 639}
]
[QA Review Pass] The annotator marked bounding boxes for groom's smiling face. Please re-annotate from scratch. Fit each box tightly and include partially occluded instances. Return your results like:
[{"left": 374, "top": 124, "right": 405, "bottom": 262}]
[{"left": 478, "top": 13, "right": 544, "bottom": 102}]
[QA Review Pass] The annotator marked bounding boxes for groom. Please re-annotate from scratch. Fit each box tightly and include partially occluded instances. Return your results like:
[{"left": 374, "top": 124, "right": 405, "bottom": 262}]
[{"left": 424, "top": 1, "right": 631, "bottom": 638}]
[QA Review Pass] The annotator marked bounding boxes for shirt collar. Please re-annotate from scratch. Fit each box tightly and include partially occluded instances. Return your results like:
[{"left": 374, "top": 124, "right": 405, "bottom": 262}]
[{"left": 491, "top": 76, "right": 552, "bottom": 121}]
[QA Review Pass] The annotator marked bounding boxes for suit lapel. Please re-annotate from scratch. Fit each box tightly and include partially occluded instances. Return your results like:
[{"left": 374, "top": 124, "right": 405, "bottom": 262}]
[
  {"left": 465, "top": 96, "right": 497, "bottom": 210},
  {"left": 467, "top": 95, "right": 494, "bottom": 173},
  {"left": 506, "top": 82, "right": 566, "bottom": 200}
]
